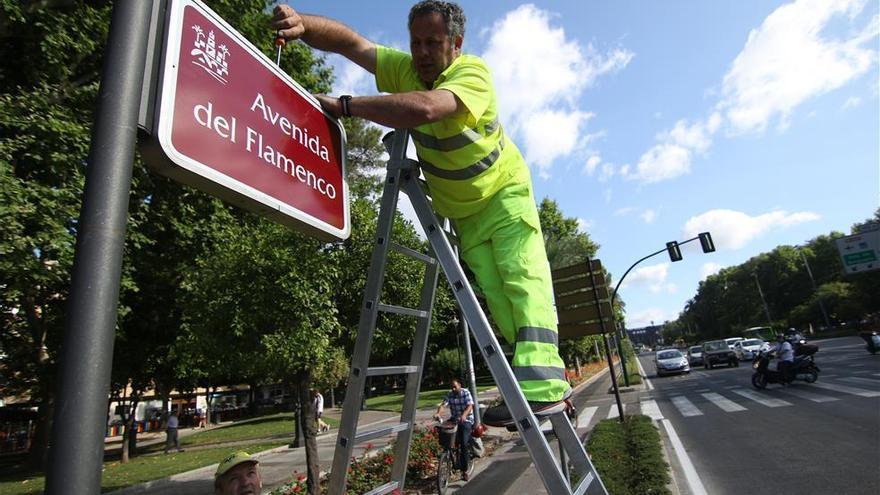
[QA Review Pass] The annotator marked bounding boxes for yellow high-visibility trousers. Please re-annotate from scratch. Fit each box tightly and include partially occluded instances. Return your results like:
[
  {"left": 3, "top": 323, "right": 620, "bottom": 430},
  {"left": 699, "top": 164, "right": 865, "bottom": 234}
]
[{"left": 455, "top": 183, "right": 570, "bottom": 403}]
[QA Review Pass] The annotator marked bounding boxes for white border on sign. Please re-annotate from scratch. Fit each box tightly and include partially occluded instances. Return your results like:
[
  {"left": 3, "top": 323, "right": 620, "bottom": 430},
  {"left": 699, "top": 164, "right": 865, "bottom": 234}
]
[{"left": 157, "top": 0, "right": 350, "bottom": 240}]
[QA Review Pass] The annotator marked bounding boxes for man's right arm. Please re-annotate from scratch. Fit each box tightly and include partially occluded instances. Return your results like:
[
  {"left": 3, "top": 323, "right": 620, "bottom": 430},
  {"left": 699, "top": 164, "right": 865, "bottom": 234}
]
[{"left": 272, "top": 5, "right": 376, "bottom": 74}]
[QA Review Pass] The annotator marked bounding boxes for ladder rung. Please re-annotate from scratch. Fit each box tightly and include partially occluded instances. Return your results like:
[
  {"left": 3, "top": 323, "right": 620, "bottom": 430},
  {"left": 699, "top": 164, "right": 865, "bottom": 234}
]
[
  {"left": 363, "top": 481, "right": 400, "bottom": 495},
  {"left": 377, "top": 303, "right": 428, "bottom": 319},
  {"left": 354, "top": 422, "right": 410, "bottom": 444},
  {"left": 573, "top": 471, "right": 596, "bottom": 495},
  {"left": 390, "top": 242, "right": 436, "bottom": 265},
  {"left": 366, "top": 365, "right": 419, "bottom": 376}
]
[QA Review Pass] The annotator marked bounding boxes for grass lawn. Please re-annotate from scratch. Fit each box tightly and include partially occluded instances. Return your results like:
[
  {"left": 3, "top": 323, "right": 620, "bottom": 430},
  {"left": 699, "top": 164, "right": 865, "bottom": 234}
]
[
  {"left": 137, "top": 413, "right": 339, "bottom": 454},
  {"left": 0, "top": 412, "right": 342, "bottom": 495},
  {"left": 365, "top": 385, "right": 495, "bottom": 412},
  {"left": 0, "top": 441, "right": 287, "bottom": 495}
]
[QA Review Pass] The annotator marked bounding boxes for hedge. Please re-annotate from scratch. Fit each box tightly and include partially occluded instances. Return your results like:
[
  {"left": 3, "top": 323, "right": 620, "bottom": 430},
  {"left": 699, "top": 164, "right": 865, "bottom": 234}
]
[{"left": 587, "top": 415, "right": 670, "bottom": 495}]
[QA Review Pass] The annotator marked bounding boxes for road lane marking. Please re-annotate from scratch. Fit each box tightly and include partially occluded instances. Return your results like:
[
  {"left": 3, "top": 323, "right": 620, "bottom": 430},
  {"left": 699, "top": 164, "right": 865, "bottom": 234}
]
[
  {"left": 641, "top": 399, "right": 664, "bottom": 420},
  {"left": 836, "top": 376, "right": 880, "bottom": 387},
  {"left": 670, "top": 396, "right": 703, "bottom": 417},
  {"left": 660, "top": 419, "right": 708, "bottom": 495},
  {"left": 607, "top": 403, "right": 626, "bottom": 419},
  {"left": 577, "top": 406, "right": 598, "bottom": 429},
  {"left": 701, "top": 392, "right": 747, "bottom": 412},
  {"left": 636, "top": 357, "right": 654, "bottom": 391},
  {"left": 730, "top": 389, "right": 792, "bottom": 407},
  {"left": 695, "top": 389, "right": 711, "bottom": 393},
  {"left": 775, "top": 387, "right": 839, "bottom": 403},
  {"left": 810, "top": 381, "right": 880, "bottom": 397}
]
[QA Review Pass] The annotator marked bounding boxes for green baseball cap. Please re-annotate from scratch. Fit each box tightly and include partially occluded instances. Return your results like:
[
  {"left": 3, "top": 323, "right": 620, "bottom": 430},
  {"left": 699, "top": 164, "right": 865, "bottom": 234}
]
[{"left": 215, "top": 451, "right": 258, "bottom": 478}]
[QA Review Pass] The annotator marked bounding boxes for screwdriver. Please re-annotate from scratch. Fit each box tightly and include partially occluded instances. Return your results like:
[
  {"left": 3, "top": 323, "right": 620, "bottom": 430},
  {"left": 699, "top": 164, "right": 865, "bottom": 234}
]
[{"left": 275, "top": 31, "right": 285, "bottom": 65}]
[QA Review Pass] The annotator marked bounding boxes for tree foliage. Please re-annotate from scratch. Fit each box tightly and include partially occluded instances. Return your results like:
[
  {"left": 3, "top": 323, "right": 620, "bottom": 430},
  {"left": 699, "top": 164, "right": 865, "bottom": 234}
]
[{"left": 667, "top": 213, "right": 880, "bottom": 343}]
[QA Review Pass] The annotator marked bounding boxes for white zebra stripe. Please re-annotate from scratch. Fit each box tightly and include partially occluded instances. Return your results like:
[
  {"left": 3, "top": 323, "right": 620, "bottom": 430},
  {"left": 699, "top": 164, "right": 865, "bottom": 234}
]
[
  {"left": 775, "top": 387, "right": 839, "bottom": 403},
  {"left": 701, "top": 392, "right": 747, "bottom": 412},
  {"left": 730, "top": 389, "right": 792, "bottom": 407},
  {"left": 671, "top": 396, "right": 703, "bottom": 417},
  {"left": 811, "top": 381, "right": 880, "bottom": 397}
]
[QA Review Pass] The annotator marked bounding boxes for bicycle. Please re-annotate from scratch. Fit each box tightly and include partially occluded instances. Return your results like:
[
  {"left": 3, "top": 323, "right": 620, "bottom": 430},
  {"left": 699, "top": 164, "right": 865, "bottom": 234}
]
[{"left": 433, "top": 420, "right": 476, "bottom": 495}]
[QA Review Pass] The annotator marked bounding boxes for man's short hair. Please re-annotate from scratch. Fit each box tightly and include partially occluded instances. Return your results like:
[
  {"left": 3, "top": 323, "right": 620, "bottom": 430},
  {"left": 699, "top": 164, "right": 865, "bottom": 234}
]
[{"left": 409, "top": 1, "right": 466, "bottom": 40}]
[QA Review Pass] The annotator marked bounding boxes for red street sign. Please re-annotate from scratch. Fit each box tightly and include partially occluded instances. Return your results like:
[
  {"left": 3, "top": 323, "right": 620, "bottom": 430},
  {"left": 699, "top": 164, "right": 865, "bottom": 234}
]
[{"left": 151, "top": 0, "right": 349, "bottom": 240}]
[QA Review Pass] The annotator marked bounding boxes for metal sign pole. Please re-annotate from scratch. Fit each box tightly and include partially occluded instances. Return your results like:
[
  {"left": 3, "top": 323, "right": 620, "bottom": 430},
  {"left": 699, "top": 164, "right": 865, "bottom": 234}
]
[{"left": 44, "top": 2, "right": 153, "bottom": 494}]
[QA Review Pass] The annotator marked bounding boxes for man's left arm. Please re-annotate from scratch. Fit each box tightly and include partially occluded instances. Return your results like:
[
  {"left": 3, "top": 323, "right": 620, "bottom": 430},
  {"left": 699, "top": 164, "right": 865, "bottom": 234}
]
[{"left": 315, "top": 90, "right": 464, "bottom": 128}]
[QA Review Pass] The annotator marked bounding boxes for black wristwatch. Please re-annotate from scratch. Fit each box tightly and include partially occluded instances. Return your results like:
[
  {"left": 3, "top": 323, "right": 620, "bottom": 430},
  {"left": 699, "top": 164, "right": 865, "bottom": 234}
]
[{"left": 339, "top": 95, "right": 352, "bottom": 117}]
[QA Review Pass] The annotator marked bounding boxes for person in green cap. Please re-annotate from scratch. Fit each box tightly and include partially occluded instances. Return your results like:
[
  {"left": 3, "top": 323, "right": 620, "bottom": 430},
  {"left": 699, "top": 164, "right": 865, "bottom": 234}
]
[
  {"left": 271, "top": 0, "right": 571, "bottom": 426},
  {"left": 214, "top": 451, "right": 261, "bottom": 495}
]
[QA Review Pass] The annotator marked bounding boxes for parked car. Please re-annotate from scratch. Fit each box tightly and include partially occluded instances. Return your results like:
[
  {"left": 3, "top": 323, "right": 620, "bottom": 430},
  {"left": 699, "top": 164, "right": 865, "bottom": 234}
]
[
  {"left": 702, "top": 340, "right": 739, "bottom": 369},
  {"left": 654, "top": 349, "right": 691, "bottom": 377},
  {"left": 733, "top": 338, "right": 767, "bottom": 361},
  {"left": 724, "top": 337, "right": 744, "bottom": 350},
  {"left": 687, "top": 345, "right": 703, "bottom": 366}
]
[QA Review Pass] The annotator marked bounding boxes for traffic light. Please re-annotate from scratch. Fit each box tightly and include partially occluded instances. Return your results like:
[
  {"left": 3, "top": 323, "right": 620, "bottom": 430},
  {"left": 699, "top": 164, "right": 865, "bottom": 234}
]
[
  {"left": 699, "top": 232, "right": 716, "bottom": 253},
  {"left": 666, "top": 241, "right": 683, "bottom": 262}
]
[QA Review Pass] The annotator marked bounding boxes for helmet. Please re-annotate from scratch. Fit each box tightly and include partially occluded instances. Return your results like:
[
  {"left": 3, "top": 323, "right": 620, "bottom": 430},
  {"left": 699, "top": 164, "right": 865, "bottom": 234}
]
[
  {"left": 776, "top": 334, "right": 785, "bottom": 341},
  {"left": 472, "top": 423, "right": 486, "bottom": 438}
]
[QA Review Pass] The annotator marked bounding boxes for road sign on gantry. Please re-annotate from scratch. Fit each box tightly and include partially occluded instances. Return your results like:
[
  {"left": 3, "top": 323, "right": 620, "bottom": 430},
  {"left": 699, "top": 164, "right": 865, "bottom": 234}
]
[
  {"left": 145, "top": 0, "right": 349, "bottom": 240},
  {"left": 836, "top": 227, "right": 880, "bottom": 274}
]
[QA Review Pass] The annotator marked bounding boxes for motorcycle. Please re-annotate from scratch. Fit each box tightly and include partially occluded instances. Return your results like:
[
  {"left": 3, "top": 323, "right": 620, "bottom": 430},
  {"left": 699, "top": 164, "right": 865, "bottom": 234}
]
[
  {"left": 860, "top": 331, "right": 880, "bottom": 355},
  {"left": 751, "top": 347, "right": 820, "bottom": 389}
]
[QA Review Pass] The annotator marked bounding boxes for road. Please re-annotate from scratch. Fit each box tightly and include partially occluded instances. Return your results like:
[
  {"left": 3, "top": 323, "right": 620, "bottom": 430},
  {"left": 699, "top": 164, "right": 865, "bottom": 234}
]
[{"left": 639, "top": 336, "right": 880, "bottom": 495}]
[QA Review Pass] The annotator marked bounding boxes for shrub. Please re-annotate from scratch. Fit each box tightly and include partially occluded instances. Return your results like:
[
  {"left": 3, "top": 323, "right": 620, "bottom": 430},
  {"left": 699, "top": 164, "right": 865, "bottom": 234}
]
[{"left": 587, "top": 415, "right": 670, "bottom": 495}]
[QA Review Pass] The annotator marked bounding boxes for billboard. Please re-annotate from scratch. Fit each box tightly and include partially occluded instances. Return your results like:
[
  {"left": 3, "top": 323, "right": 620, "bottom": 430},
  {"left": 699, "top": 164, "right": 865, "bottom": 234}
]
[{"left": 836, "top": 226, "right": 880, "bottom": 275}]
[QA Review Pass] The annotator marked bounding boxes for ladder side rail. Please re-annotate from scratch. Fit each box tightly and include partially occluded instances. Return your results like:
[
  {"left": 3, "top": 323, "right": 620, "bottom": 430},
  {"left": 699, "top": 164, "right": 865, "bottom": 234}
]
[
  {"left": 390, "top": 243, "right": 441, "bottom": 486},
  {"left": 401, "top": 175, "right": 573, "bottom": 495},
  {"left": 548, "top": 413, "right": 608, "bottom": 495},
  {"left": 328, "top": 131, "right": 411, "bottom": 495}
]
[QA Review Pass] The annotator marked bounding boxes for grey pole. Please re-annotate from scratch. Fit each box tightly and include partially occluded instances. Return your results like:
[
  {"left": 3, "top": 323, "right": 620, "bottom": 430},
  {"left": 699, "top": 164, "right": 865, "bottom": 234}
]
[
  {"left": 44, "top": 2, "right": 153, "bottom": 494},
  {"left": 452, "top": 235, "right": 481, "bottom": 423},
  {"left": 798, "top": 248, "right": 832, "bottom": 330},
  {"left": 752, "top": 273, "right": 773, "bottom": 327}
]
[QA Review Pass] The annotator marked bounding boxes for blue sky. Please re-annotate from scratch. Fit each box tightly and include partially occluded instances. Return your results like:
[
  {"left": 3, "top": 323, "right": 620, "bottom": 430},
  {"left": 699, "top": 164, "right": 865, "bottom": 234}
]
[{"left": 280, "top": 0, "right": 879, "bottom": 328}]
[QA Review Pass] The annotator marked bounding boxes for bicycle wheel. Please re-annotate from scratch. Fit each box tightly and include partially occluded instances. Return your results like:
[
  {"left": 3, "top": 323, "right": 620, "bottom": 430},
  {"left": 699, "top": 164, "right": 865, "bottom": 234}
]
[{"left": 436, "top": 451, "right": 451, "bottom": 495}]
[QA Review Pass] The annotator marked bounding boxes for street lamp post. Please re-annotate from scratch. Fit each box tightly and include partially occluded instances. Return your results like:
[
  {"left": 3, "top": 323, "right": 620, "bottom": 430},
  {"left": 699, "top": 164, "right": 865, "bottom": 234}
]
[
  {"left": 752, "top": 272, "right": 773, "bottom": 327},
  {"left": 798, "top": 248, "right": 832, "bottom": 330},
  {"left": 612, "top": 232, "right": 716, "bottom": 386}
]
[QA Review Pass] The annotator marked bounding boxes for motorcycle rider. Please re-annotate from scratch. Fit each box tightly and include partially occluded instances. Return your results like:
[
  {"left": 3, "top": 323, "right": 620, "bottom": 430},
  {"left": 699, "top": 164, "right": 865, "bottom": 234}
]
[{"left": 772, "top": 333, "right": 795, "bottom": 383}]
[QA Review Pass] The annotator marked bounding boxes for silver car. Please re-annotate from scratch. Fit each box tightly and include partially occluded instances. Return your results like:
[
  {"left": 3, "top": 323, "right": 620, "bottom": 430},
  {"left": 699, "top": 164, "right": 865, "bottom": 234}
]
[
  {"left": 654, "top": 349, "right": 691, "bottom": 377},
  {"left": 734, "top": 338, "right": 767, "bottom": 361}
]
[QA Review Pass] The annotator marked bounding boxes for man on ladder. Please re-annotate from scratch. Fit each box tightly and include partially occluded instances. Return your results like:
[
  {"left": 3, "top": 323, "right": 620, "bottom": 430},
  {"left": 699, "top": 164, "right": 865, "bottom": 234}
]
[{"left": 272, "top": 0, "right": 571, "bottom": 426}]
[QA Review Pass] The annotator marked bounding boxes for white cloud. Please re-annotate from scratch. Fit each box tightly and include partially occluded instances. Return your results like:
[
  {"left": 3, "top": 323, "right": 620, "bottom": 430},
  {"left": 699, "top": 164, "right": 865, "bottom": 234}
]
[
  {"left": 520, "top": 110, "right": 594, "bottom": 177},
  {"left": 604, "top": 188, "right": 613, "bottom": 204},
  {"left": 627, "top": 308, "right": 675, "bottom": 328},
  {"left": 719, "top": 0, "right": 878, "bottom": 134},
  {"left": 701, "top": 262, "right": 724, "bottom": 280},
  {"left": 630, "top": 0, "right": 877, "bottom": 184},
  {"left": 842, "top": 95, "right": 863, "bottom": 109},
  {"left": 614, "top": 206, "right": 637, "bottom": 216},
  {"left": 626, "top": 143, "right": 692, "bottom": 183},
  {"left": 682, "top": 209, "right": 821, "bottom": 250},
  {"left": 641, "top": 209, "right": 657, "bottom": 224},
  {"left": 584, "top": 154, "right": 602, "bottom": 175},
  {"left": 327, "top": 54, "right": 375, "bottom": 96},
  {"left": 620, "top": 262, "right": 675, "bottom": 294},
  {"left": 576, "top": 218, "right": 594, "bottom": 232},
  {"left": 599, "top": 163, "right": 615, "bottom": 182},
  {"left": 482, "top": 4, "right": 633, "bottom": 177}
]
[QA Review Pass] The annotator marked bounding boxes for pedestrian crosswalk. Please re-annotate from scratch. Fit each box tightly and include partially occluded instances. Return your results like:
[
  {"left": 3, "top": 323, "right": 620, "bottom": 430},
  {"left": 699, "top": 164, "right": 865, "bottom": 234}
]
[
  {"left": 638, "top": 375, "right": 880, "bottom": 420},
  {"left": 577, "top": 374, "right": 879, "bottom": 427}
]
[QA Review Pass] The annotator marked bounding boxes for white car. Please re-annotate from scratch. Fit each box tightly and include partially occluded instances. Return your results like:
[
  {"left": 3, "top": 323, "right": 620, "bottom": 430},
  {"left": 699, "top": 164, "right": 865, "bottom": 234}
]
[
  {"left": 654, "top": 349, "right": 691, "bottom": 377},
  {"left": 724, "top": 337, "right": 744, "bottom": 350},
  {"left": 734, "top": 338, "right": 766, "bottom": 360}
]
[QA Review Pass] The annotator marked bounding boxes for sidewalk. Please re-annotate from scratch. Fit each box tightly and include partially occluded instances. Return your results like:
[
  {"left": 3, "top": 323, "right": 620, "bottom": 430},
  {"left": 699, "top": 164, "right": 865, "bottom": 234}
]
[
  {"left": 107, "top": 370, "right": 613, "bottom": 494},
  {"left": 454, "top": 364, "right": 645, "bottom": 495}
]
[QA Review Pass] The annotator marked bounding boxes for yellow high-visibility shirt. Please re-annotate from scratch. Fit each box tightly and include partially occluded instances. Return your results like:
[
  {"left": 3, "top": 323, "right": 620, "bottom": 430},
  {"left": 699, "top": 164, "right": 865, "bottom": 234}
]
[{"left": 375, "top": 45, "right": 531, "bottom": 219}]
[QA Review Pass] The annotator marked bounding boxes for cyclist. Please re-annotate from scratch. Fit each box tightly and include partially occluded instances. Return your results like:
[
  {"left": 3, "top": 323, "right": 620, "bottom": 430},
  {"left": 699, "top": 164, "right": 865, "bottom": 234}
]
[{"left": 433, "top": 377, "right": 474, "bottom": 481}]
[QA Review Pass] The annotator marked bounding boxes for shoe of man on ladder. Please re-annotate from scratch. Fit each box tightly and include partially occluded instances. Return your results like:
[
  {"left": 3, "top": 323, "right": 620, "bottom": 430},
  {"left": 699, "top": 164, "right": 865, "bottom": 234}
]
[{"left": 272, "top": 0, "right": 571, "bottom": 427}]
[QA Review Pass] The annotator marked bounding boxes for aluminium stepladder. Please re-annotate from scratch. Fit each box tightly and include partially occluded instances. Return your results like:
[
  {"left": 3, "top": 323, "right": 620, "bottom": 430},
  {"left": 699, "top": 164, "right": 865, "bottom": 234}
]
[{"left": 327, "top": 130, "right": 609, "bottom": 495}]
